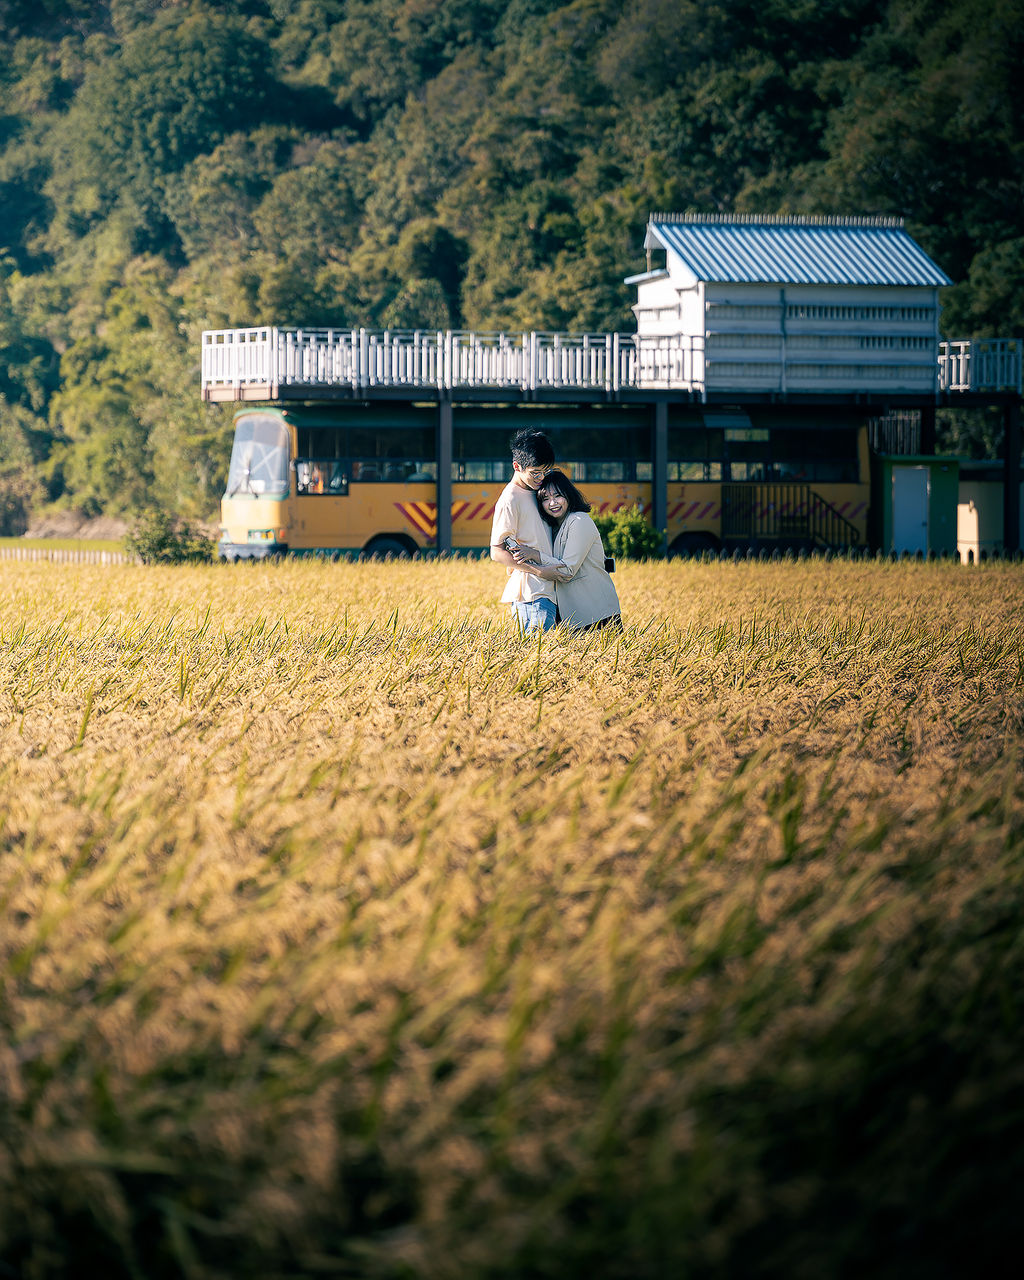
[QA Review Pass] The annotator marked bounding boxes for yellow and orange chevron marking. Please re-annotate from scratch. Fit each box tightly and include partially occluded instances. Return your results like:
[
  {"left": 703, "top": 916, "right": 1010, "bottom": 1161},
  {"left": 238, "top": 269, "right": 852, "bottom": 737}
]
[
  {"left": 668, "top": 499, "right": 721, "bottom": 521},
  {"left": 454, "top": 500, "right": 497, "bottom": 525},
  {"left": 835, "top": 501, "right": 867, "bottom": 521},
  {"left": 394, "top": 499, "right": 485, "bottom": 541},
  {"left": 590, "top": 499, "right": 651, "bottom": 516},
  {"left": 394, "top": 501, "right": 440, "bottom": 539}
]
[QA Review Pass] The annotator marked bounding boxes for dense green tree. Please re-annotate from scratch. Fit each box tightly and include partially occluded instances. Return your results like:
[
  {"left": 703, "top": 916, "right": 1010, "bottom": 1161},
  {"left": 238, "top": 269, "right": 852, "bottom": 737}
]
[
  {"left": 0, "top": 256, "right": 60, "bottom": 410},
  {"left": 48, "top": 254, "right": 228, "bottom": 516},
  {"left": 460, "top": 185, "right": 585, "bottom": 330},
  {"left": 391, "top": 220, "right": 469, "bottom": 327},
  {"left": 805, "top": 0, "right": 1024, "bottom": 290},
  {"left": 0, "top": 396, "right": 47, "bottom": 534},
  {"left": 937, "top": 405, "right": 1007, "bottom": 460},
  {"left": 165, "top": 128, "right": 298, "bottom": 263},
  {"left": 0, "top": 0, "right": 95, "bottom": 41},
  {"left": 272, "top": 0, "right": 505, "bottom": 123},
  {"left": 44, "top": 8, "right": 274, "bottom": 252},
  {"left": 0, "top": 0, "right": 1021, "bottom": 519},
  {"left": 940, "top": 239, "right": 1024, "bottom": 338},
  {"left": 252, "top": 137, "right": 363, "bottom": 265}
]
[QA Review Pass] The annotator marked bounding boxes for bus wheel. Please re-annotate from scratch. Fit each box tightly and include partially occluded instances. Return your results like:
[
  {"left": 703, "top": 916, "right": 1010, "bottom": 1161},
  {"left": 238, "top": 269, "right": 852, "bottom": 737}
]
[
  {"left": 669, "top": 533, "right": 719, "bottom": 560},
  {"left": 362, "top": 537, "right": 414, "bottom": 561}
]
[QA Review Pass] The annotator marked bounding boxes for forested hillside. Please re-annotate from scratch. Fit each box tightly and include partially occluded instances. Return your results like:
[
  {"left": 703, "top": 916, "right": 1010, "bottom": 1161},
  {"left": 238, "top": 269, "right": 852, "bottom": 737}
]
[{"left": 1, "top": 0, "right": 1022, "bottom": 528}]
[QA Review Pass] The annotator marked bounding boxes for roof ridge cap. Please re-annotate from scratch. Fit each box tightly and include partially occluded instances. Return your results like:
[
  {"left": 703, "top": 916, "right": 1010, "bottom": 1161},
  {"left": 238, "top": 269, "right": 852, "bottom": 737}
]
[{"left": 649, "top": 212, "right": 906, "bottom": 229}]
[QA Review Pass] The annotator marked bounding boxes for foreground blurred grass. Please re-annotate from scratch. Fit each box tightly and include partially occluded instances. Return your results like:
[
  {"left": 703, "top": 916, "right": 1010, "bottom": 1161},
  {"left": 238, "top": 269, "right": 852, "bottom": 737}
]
[{"left": 1, "top": 558, "right": 1023, "bottom": 1279}]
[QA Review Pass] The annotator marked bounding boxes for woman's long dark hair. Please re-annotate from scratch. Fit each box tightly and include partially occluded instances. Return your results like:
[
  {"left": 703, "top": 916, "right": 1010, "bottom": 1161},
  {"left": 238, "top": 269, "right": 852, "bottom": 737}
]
[{"left": 537, "top": 470, "right": 590, "bottom": 528}]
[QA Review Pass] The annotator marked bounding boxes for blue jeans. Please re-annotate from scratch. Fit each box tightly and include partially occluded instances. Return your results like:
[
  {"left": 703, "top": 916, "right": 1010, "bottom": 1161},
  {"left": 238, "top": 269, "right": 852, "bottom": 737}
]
[{"left": 513, "top": 598, "right": 557, "bottom": 633}]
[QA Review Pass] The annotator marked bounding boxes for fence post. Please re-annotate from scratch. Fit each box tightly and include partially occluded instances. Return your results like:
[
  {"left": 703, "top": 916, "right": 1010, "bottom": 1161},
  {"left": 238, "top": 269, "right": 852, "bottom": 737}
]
[{"left": 269, "top": 327, "right": 279, "bottom": 397}]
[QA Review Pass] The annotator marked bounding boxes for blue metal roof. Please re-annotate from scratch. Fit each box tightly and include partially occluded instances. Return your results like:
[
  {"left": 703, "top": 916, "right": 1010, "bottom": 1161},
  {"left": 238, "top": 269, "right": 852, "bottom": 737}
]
[{"left": 645, "top": 215, "right": 952, "bottom": 287}]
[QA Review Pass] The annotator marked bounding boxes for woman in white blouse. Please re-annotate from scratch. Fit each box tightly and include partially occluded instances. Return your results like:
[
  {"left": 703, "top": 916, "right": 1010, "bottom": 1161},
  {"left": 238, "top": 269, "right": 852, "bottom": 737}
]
[{"left": 512, "top": 471, "right": 621, "bottom": 630}]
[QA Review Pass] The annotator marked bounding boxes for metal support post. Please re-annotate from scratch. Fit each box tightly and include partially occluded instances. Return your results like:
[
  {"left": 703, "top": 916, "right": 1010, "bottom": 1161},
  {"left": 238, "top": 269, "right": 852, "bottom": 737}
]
[
  {"left": 653, "top": 400, "right": 668, "bottom": 555},
  {"left": 437, "top": 395, "right": 454, "bottom": 555},
  {"left": 1003, "top": 399, "right": 1021, "bottom": 553}
]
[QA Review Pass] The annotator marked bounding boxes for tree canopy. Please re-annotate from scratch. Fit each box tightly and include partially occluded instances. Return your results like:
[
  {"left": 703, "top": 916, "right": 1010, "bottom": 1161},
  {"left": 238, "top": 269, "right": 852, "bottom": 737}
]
[{"left": 0, "top": 0, "right": 1021, "bottom": 528}]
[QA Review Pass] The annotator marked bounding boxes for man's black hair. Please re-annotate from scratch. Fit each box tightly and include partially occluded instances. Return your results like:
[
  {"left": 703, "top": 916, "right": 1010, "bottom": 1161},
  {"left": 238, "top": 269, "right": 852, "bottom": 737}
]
[{"left": 510, "top": 428, "right": 555, "bottom": 469}]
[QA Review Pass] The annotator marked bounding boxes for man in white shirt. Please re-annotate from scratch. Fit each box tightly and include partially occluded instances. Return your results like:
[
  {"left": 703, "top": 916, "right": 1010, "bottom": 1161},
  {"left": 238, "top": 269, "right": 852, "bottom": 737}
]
[{"left": 489, "top": 429, "right": 557, "bottom": 632}]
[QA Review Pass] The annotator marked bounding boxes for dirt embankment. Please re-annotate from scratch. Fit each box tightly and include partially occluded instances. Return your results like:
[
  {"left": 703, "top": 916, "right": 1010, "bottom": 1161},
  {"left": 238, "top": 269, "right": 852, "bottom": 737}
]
[{"left": 23, "top": 512, "right": 130, "bottom": 540}]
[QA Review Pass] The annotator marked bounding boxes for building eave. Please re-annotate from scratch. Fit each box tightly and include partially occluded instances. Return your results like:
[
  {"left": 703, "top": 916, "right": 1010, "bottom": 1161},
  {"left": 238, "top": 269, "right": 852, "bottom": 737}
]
[{"left": 624, "top": 268, "right": 669, "bottom": 285}]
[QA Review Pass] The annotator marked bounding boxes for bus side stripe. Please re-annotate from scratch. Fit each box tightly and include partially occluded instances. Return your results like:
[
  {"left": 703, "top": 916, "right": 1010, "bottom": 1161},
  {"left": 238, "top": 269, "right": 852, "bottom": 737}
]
[{"left": 394, "top": 502, "right": 436, "bottom": 538}]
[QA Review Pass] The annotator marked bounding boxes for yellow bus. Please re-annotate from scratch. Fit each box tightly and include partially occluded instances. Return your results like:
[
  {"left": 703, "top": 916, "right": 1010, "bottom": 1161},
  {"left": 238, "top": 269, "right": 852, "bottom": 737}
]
[{"left": 218, "top": 403, "right": 870, "bottom": 559}]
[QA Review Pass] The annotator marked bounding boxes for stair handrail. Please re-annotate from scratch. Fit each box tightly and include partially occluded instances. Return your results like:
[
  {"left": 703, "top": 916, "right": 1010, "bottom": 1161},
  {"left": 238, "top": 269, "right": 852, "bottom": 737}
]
[
  {"left": 806, "top": 488, "right": 861, "bottom": 547},
  {"left": 721, "top": 481, "right": 861, "bottom": 549}
]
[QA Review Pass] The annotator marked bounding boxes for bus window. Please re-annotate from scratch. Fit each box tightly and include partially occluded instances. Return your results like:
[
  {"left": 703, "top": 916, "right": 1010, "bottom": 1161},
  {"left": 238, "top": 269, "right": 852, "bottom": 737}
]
[
  {"left": 725, "top": 428, "right": 771, "bottom": 476},
  {"left": 452, "top": 421, "right": 651, "bottom": 483},
  {"left": 669, "top": 461, "right": 722, "bottom": 481},
  {"left": 771, "top": 428, "right": 859, "bottom": 482},
  {"left": 296, "top": 460, "right": 348, "bottom": 495},
  {"left": 562, "top": 459, "right": 629, "bottom": 481},
  {"left": 668, "top": 427, "right": 725, "bottom": 461},
  {"left": 227, "top": 414, "right": 289, "bottom": 496},
  {"left": 293, "top": 424, "right": 435, "bottom": 483},
  {"left": 455, "top": 461, "right": 506, "bottom": 482},
  {"left": 348, "top": 426, "right": 435, "bottom": 460}
]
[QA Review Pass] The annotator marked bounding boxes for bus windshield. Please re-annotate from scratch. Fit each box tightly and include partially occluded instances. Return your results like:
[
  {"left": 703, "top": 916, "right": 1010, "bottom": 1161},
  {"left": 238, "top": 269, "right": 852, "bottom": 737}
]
[{"left": 227, "top": 415, "right": 289, "bottom": 496}]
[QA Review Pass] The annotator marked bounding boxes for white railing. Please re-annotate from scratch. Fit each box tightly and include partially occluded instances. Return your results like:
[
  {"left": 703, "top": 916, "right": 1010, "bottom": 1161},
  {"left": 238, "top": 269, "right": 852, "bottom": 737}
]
[
  {"left": 939, "top": 339, "right": 1022, "bottom": 393},
  {"left": 202, "top": 327, "right": 277, "bottom": 388},
  {"left": 201, "top": 328, "right": 1021, "bottom": 398},
  {"left": 202, "top": 328, "right": 704, "bottom": 396}
]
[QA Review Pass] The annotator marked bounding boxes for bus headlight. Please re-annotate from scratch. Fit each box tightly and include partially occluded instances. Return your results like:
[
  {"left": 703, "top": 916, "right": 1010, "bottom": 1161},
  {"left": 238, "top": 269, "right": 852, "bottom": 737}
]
[{"left": 246, "top": 529, "right": 289, "bottom": 543}]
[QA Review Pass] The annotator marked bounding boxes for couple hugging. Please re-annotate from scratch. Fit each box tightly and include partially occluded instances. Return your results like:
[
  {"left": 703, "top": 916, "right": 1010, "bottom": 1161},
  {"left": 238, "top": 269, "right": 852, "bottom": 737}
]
[{"left": 489, "top": 429, "right": 621, "bottom": 634}]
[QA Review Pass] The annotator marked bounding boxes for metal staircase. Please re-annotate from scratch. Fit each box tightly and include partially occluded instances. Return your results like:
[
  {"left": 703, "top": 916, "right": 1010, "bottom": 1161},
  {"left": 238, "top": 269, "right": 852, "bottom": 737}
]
[{"left": 721, "top": 483, "right": 862, "bottom": 551}]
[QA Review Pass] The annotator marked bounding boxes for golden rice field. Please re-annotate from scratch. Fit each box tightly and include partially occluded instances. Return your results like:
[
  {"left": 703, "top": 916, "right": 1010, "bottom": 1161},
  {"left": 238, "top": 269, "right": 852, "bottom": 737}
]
[{"left": 1, "top": 556, "right": 1022, "bottom": 1280}]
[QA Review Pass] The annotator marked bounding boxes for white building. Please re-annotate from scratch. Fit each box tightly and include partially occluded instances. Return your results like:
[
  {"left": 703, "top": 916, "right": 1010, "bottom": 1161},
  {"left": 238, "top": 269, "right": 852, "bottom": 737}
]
[{"left": 626, "top": 213, "right": 953, "bottom": 397}]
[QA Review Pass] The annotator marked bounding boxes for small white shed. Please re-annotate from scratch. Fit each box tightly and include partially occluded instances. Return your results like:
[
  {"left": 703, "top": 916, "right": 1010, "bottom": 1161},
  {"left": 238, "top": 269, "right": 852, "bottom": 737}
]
[{"left": 626, "top": 213, "right": 952, "bottom": 396}]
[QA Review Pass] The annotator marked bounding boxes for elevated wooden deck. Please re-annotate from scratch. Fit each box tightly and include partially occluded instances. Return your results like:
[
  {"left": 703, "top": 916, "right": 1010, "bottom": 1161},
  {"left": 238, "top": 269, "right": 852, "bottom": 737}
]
[{"left": 201, "top": 328, "right": 1021, "bottom": 403}]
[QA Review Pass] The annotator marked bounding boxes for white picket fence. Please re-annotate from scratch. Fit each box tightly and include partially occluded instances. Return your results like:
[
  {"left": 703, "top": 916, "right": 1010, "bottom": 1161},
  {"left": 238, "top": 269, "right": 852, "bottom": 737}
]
[{"left": 0, "top": 546, "right": 129, "bottom": 565}]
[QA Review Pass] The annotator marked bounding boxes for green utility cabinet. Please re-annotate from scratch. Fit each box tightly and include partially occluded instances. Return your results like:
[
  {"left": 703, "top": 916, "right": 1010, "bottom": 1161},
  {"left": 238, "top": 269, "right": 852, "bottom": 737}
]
[{"left": 873, "top": 455, "right": 959, "bottom": 556}]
